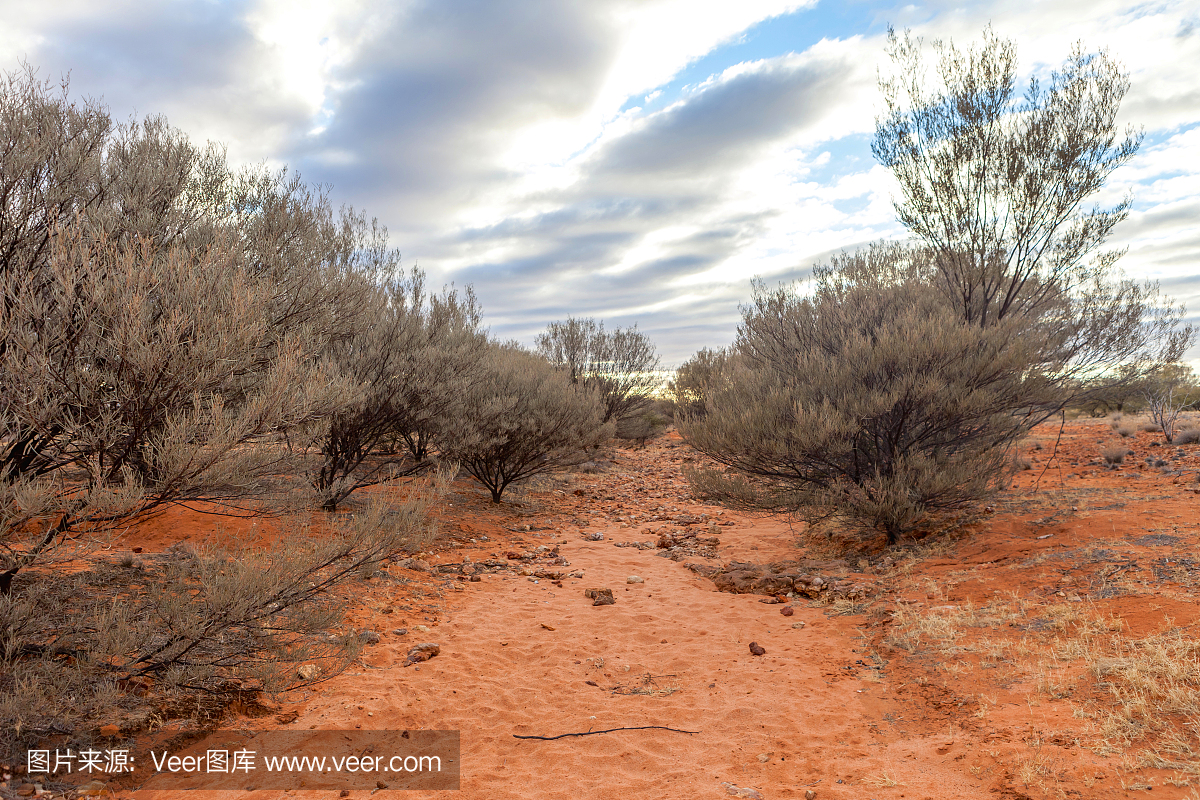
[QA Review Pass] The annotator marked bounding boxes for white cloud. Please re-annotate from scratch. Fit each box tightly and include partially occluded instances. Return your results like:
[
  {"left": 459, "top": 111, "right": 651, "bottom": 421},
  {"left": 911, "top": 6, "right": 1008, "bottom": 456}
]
[{"left": 0, "top": 0, "right": 1196, "bottom": 363}]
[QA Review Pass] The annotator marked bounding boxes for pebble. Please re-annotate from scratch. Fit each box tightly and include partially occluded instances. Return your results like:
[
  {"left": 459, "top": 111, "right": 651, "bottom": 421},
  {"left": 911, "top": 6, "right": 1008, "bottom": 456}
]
[
  {"left": 404, "top": 643, "right": 441, "bottom": 666},
  {"left": 586, "top": 587, "right": 615, "bottom": 606},
  {"left": 627, "top": 576, "right": 644, "bottom": 584},
  {"left": 748, "top": 642, "right": 766, "bottom": 656},
  {"left": 297, "top": 664, "right": 320, "bottom": 680},
  {"left": 392, "top": 628, "right": 408, "bottom": 636},
  {"left": 792, "top": 621, "right": 806, "bottom": 629},
  {"left": 780, "top": 606, "right": 794, "bottom": 616}
]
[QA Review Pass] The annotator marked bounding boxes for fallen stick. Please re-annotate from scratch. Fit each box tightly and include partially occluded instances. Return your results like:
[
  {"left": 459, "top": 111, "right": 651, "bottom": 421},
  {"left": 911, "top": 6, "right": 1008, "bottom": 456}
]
[{"left": 514, "top": 726, "right": 699, "bottom": 740}]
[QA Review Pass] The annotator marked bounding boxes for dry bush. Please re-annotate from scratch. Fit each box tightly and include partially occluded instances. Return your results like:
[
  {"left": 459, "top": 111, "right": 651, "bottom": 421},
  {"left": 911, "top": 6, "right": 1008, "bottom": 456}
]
[
  {"left": 0, "top": 476, "right": 443, "bottom": 761},
  {"left": 1117, "top": 424, "right": 1137, "bottom": 438},
  {"left": 0, "top": 66, "right": 452, "bottom": 758},
  {"left": 535, "top": 317, "right": 661, "bottom": 423},
  {"left": 441, "top": 345, "right": 611, "bottom": 502},
  {"left": 682, "top": 244, "right": 1035, "bottom": 544},
  {"left": 1103, "top": 444, "right": 1131, "bottom": 466},
  {"left": 0, "top": 69, "right": 415, "bottom": 591},
  {"left": 1144, "top": 364, "right": 1198, "bottom": 443},
  {"left": 1109, "top": 412, "right": 1124, "bottom": 429},
  {"left": 875, "top": 27, "right": 1193, "bottom": 415},
  {"left": 302, "top": 270, "right": 488, "bottom": 510},
  {"left": 1176, "top": 426, "right": 1200, "bottom": 445},
  {"left": 615, "top": 410, "right": 669, "bottom": 448},
  {"left": 669, "top": 347, "right": 735, "bottom": 419}
]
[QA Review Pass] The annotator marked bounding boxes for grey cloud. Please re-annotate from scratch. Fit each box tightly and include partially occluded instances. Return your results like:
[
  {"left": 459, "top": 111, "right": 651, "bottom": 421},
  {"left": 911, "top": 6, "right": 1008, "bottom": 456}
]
[
  {"left": 292, "top": 0, "right": 618, "bottom": 228},
  {"left": 589, "top": 55, "right": 850, "bottom": 181},
  {"left": 12, "top": 2, "right": 309, "bottom": 161},
  {"left": 431, "top": 50, "right": 864, "bottom": 361}
]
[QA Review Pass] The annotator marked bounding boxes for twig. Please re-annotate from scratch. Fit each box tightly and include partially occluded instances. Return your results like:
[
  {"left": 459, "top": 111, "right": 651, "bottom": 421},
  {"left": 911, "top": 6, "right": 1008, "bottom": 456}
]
[
  {"left": 514, "top": 726, "right": 699, "bottom": 740},
  {"left": 1031, "top": 410, "right": 1067, "bottom": 493}
]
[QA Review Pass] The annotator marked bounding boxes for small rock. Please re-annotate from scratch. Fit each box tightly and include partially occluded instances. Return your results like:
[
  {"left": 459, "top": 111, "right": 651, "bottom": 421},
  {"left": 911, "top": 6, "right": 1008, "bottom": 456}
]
[
  {"left": 540, "top": 623, "right": 556, "bottom": 631},
  {"left": 720, "top": 783, "right": 763, "bottom": 799},
  {"left": 405, "top": 643, "right": 441, "bottom": 666},
  {"left": 381, "top": 606, "right": 394, "bottom": 614},
  {"left": 748, "top": 642, "right": 766, "bottom": 656},
  {"left": 792, "top": 621, "right": 806, "bottom": 629},
  {"left": 393, "top": 628, "right": 408, "bottom": 636},
  {"left": 99, "top": 723, "right": 120, "bottom": 737},
  {"left": 806, "top": 790, "right": 817, "bottom": 800},
  {"left": 627, "top": 576, "right": 644, "bottom": 584},
  {"left": 756, "top": 753, "right": 769, "bottom": 762},
  {"left": 758, "top": 596, "right": 782, "bottom": 604},
  {"left": 469, "top": 575, "right": 482, "bottom": 582},
  {"left": 340, "top": 791, "right": 351, "bottom": 798},
  {"left": 78, "top": 781, "right": 107, "bottom": 797},
  {"left": 359, "top": 630, "right": 381, "bottom": 645},
  {"left": 780, "top": 606, "right": 794, "bottom": 617},
  {"left": 376, "top": 780, "right": 389, "bottom": 790},
  {"left": 583, "top": 531, "right": 604, "bottom": 541},
  {"left": 297, "top": 663, "right": 320, "bottom": 680},
  {"left": 413, "top": 624, "right": 429, "bottom": 632},
  {"left": 585, "top": 587, "right": 615, "bottom": 606}
]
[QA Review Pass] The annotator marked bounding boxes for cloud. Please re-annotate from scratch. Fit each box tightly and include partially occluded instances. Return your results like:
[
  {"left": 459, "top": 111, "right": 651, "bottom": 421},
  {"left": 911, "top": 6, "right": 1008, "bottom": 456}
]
[{"left": 1, "top": 0, "right": 1196, "bottom": 365}]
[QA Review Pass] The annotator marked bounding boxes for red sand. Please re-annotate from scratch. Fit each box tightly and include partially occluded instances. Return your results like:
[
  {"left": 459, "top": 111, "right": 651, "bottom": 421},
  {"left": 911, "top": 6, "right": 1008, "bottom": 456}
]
[{"left": 56, "top": 418, "right": 1200, "bottom": 798}]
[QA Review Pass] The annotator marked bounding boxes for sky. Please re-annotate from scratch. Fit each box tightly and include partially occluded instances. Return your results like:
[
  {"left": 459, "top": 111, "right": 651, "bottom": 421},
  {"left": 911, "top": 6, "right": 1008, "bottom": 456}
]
[{"left": 2, "top": 0, "right": 1198, "bottom": 366}]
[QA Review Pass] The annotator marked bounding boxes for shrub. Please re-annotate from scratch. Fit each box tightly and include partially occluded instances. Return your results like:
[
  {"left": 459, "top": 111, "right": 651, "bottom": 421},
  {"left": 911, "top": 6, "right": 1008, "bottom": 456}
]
[
  {"left": 535, "top": 317, "right": 661, "bottom": 423},
  {"left": 1143, "top": 363, "right": 1198, "bottom": 443},
  {"left": 1103, "top": 444, "right": 1130, "bottom": 466},
  {"left": 440, "top": 345, "right": 611, "bottom": 502},
  {"left": 615, "top": 410, "right": 669, "bottom": 448},
  {"left": 303, "top": 271, "right": 488, "bottom": 510},
  {"left": 874, "top": 27, "right": 1193, "bottom": 416},
  {"left": 0, "top": 70, "right": 393, "bottom": 591},
  {"left": 0, "top": 476, "right": 442, "bottom": 761},
  {"left": 669, "top": 347, "right": 734, "bottom": 419},
  {"left": 681, "top": 244, "right": 1037, "bottom": 544}
]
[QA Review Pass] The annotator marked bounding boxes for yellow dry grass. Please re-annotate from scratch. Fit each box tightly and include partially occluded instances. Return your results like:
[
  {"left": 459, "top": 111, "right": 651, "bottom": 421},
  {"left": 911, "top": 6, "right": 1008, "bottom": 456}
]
[{"left": 887, "top": 597, "right": 1200, "bottom": 774}]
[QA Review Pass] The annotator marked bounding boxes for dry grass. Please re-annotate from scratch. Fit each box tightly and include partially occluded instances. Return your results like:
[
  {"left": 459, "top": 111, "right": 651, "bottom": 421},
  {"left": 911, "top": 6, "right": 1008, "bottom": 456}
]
[
  {"left": 863, "top": 771, "right": 904, "bottom": 787},
  {"left": 888, "top": 597, "right": 1200, "bottom": 774},
  {"left": 1103, "top": 443, "right": 1131, "bottom": 465}
]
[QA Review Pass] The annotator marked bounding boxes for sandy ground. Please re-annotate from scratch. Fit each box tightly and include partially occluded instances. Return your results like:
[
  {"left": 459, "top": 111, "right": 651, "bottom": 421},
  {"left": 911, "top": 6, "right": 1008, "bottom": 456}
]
[{"left": 13, "top": 416, "right": 1200, "bottom": 800}]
